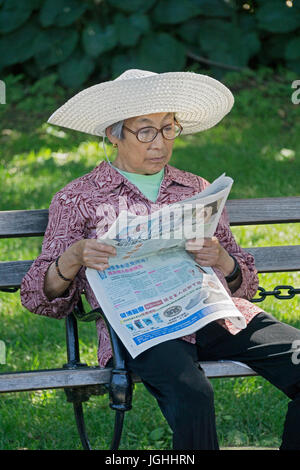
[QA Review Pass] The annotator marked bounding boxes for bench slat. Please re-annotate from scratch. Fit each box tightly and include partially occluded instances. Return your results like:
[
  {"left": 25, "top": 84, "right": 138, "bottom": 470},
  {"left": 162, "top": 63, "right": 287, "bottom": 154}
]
[
  {"left": 227, "top": 197, "right": 300, "bottom": 225},
  {"left": 1, "top": 197, "right": 300, "bottom": 238},
  {"left": 0, "top": 361, "right": 257, "bottom": 393},
  {"left": 0, "top": 260, "right": 33, "bottom": 289},
  {"left": 246, "top": 245, "right": 300, "bottom": 272},
  {"left": 1, "top": 245, "right": 299, "bottom": 289},
  {"left": 0, "top": 209, "right": 48, "bottom": 238},
  {"left": 0, "top": 367, "right": 111, "bottom": 393}
]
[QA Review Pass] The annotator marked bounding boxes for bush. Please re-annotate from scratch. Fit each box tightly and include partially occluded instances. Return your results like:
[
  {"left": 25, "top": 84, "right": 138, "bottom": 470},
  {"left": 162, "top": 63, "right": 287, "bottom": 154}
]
[{"left": 0, "top": 0, "right": 299, "bottom": 89}]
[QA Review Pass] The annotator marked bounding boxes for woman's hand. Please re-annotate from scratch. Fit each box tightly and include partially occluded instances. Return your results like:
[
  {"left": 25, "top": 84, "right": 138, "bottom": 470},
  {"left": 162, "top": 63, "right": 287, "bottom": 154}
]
[
  {"left": 70, "top": 239, "right": 116, "bottom": 272},
  {"left": 44, "top": 239, "right": 116, "bottom": 301},
  {"left": 185, "top": 237, "right": 235, "bottom": 277}
]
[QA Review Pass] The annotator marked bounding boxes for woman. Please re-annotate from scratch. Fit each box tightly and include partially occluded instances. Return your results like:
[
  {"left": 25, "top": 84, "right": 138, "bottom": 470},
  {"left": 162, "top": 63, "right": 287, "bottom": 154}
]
[{"left": 21, "top": 69, "right": 300, "bottom": 450}]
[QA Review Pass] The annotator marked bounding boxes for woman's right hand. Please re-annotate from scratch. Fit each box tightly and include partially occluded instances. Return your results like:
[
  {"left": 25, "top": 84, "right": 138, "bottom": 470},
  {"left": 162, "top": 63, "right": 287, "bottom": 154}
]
[
  {"left": 70, "top": 239, "right": 117, "bottom": 271},
  {"left": 43, "top": 239, "right": 116, "bottom": 301}
]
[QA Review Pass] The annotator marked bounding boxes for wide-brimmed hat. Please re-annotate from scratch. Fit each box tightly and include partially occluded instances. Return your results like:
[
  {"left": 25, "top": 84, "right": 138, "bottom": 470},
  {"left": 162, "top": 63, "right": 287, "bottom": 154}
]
[{"left": 47, "top": 69, "right": 234, "bottom": 137}]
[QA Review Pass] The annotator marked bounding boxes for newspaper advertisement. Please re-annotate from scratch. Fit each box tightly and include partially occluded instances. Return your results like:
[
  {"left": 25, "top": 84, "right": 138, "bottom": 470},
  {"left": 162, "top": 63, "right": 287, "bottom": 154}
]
[{"left": 86, "top": 174, "right": 246, "bottom": 358}]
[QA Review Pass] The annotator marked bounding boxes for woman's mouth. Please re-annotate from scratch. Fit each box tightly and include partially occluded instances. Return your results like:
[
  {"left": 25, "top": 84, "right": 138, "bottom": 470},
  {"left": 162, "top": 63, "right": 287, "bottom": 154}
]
[{"left": 148, "top": 156, "right": 165, "bottom": 162}]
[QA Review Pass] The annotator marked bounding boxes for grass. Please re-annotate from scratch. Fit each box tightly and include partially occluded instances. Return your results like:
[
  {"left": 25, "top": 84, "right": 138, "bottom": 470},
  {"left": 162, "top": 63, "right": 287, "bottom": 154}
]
[{"left": 0, "top": 66, "right": 300, "bottom": 450}]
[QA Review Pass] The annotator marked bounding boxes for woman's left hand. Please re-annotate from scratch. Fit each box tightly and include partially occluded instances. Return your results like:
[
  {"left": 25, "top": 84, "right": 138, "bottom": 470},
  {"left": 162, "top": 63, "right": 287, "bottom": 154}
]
[{"left": 185, "top": 237, "right": 235, "bottom": 277}]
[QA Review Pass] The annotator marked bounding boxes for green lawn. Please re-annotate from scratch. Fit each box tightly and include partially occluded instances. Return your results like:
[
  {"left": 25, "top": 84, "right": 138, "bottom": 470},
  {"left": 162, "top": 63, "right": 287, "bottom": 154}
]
[{"left": 0, "top": 66, "right": 299, "bottom": 450}]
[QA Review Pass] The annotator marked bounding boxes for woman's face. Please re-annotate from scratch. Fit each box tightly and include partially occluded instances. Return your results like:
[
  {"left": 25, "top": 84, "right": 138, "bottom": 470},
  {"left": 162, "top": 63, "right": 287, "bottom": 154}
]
[{"left": 107, "top": 112, "right": 176, "bottom": 175}]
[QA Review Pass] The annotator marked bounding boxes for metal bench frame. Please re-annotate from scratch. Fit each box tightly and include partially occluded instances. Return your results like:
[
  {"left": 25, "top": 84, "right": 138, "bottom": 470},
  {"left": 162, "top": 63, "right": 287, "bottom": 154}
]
[{"left": 1, "top": 196, "right": 300, "bottom": 449}]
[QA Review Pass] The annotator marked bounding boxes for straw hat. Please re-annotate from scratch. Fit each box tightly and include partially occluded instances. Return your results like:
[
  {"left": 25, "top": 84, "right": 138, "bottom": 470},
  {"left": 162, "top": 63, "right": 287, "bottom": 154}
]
[{"left": 47, "top": 69, "right": 234, "bottom": 137}]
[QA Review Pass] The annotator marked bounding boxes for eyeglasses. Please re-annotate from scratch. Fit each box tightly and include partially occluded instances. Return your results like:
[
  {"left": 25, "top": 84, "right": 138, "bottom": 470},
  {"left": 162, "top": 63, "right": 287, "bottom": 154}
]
[{"left": 123, "top": 120, "right": 183, "bottom": 143}]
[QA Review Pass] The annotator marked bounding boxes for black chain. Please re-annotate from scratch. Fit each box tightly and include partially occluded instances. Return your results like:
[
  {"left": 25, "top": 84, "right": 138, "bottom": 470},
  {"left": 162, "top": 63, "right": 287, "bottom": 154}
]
[
  {"left": 1, "top": 285, "right": 300, "bottom": 303},
  {"left": 251, "top": 285, "right": 300, "bottom": 303}
]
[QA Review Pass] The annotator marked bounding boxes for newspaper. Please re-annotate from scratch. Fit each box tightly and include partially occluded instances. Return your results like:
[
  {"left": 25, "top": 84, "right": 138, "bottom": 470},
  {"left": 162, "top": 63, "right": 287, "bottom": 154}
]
[{"left": 86, "top": 174, "right": 246, "bottom": 358}]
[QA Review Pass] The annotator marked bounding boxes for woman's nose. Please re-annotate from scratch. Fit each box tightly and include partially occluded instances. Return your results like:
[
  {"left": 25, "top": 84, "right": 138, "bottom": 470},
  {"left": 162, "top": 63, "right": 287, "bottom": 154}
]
[{"left": 150, "top": 130, "right": 165, "bottom": 147}]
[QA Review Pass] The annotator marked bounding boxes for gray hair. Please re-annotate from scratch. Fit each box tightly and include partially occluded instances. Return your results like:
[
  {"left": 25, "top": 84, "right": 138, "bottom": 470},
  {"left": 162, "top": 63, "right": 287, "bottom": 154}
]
[{"left": 110, "top": 120, "right": 124, "bottom": 140}]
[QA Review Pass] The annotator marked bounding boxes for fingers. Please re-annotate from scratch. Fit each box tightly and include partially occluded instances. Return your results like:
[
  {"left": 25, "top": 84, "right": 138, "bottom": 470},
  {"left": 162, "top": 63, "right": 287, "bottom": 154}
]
[
  {"left": 185, "top": 237, "right": 221, "bottom": 267},
  {"left": 91, "top": 239, "right": 117, "bottom": 256},
  {"left": 80, "top": 239, "right": 116, "bottom": 271},
  {"left": 185, "top": 237, "right": 217, "bottom": 251},
  {"left": 185, "top": 238, "right": 205, "bottom": 251},
  {"left": 193, "top": 252, "right": 216, "bottom": 267}
]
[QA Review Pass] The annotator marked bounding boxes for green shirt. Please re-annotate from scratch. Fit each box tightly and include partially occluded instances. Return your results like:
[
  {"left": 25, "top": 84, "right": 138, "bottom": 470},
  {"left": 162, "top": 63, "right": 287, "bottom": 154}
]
[{"left": 114, "top": 167, "right": 164, "bottom": 202}]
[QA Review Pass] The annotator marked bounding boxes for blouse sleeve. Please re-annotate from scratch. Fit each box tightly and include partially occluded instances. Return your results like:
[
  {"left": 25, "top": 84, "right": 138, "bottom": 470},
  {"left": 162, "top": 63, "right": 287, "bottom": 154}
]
[
  {"left": 20, "top": 191, "right": 86, "bottom": 319},
  {"left": 214, "top": 207, "right": 259, "bottom": 300}
]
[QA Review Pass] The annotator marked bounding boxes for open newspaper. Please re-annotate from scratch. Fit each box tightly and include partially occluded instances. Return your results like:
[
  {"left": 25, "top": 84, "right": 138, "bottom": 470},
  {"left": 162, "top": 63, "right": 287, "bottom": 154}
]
[{"left": 86, "top": 174, "right": 246, "bottom": 359}]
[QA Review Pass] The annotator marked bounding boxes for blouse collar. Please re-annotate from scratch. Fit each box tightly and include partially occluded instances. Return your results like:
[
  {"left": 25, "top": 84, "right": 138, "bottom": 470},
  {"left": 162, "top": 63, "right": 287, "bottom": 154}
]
[{"left": 94, "top": 160, "right": 196, "bottom": 191}]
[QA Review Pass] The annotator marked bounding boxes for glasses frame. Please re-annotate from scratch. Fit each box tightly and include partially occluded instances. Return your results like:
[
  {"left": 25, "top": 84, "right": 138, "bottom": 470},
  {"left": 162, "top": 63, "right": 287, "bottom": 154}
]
[{"left": 123, "top": 118, "right": 183, "bottom": 143}]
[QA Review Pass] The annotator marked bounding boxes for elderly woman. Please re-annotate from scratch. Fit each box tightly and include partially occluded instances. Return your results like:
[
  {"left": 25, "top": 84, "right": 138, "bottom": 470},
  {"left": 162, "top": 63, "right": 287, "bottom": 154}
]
[{"left": 21, "top": 69, "right": 300, "bottom": 450}]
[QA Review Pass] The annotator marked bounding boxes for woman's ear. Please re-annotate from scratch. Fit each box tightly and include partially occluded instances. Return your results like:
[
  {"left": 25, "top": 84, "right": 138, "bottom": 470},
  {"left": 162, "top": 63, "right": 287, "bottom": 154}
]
[{"left": 105, "top": 126, "right": 116, "bottom": 145}]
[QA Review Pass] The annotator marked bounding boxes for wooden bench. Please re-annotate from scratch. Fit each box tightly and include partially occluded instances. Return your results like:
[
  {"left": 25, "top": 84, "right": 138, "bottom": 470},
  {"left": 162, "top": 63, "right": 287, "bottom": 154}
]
[{"left": 1, "top": 197, "right": 300, "bottom": 450}]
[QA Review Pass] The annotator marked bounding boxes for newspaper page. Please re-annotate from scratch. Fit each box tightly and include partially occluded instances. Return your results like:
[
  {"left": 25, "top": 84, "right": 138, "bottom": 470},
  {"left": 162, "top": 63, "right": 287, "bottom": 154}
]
[{"left": 86, "top": 174, "right": 246, "bottom": 359}]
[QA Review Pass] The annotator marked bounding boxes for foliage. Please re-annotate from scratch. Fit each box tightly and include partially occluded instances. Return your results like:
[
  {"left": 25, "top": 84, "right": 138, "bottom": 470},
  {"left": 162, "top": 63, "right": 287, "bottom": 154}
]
[{"left": 0, "top": 0, "right": 299, "bottom": 89}]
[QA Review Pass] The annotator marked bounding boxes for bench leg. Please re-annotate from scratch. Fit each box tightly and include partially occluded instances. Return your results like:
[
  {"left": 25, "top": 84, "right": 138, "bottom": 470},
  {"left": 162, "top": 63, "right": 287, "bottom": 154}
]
[
  {"left": 65, "top": 308, "right": 133, "bottom": 450},
  {"left": 107, "top": 323, "right": 133, "bottom": 450},
  {"left": 64, "top": 313, "right": 93, "bottom": 449},
  {"left": 73, "top": 402, "right": 92, "bottom": 450},
  {"left": 110, "top": 410, "right": 125, "bottom": 450},
  {"left": 85, "top": 309, "right": 134, "bottom": 450}
]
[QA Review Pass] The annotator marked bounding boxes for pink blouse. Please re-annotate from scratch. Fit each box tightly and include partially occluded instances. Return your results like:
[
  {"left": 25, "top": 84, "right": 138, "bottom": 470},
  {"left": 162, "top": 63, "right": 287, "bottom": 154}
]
[{"left": 20, "top": 161, "right": 263, "bottom": 367}]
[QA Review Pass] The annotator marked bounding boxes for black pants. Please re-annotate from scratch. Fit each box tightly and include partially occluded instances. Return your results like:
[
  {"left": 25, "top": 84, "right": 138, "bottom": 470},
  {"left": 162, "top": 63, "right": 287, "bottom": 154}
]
[{"left": 124, "top": 312, "right": 300, "bottom": 450}]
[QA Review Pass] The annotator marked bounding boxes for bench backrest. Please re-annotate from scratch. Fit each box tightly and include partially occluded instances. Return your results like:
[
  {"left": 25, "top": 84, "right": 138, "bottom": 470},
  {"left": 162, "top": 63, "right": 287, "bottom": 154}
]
[{"left": 1, "top": 197, "right": 300, "bottom": 290}]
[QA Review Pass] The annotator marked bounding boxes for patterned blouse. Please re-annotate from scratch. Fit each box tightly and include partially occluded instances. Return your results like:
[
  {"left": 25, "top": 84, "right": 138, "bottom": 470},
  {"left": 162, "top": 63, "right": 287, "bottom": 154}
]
[{"left": 20, "top": 161, "right": 263, "bottom": 367}]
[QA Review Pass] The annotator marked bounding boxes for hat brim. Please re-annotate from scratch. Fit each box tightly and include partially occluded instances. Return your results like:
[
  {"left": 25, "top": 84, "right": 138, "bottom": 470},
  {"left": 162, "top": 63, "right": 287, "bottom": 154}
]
[{"left": 47, "top": 72, "right": 234, "bottom": 137}]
